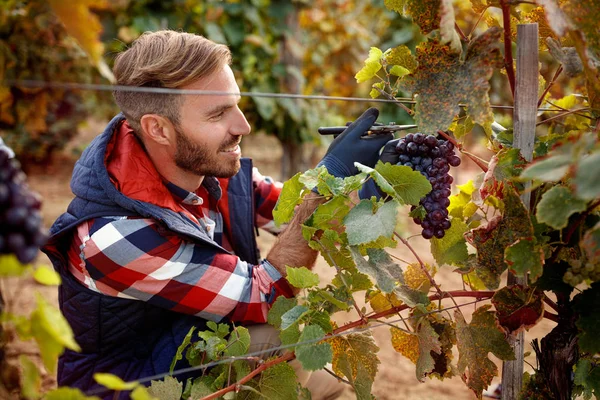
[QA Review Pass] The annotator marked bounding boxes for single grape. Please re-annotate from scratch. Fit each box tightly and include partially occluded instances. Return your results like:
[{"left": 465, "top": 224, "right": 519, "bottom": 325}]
[
  {"left": 413, "top": 133, "right": 425, "bottom": 144},
  {"left": 433, "top": 158, "right": 447, "bottom": 168},
  {"left": 425, "top": 135, "right": 438, "bottom": 147},
  {"left": 405, "top": 133, "right": 414, "bottom": 142},
  {"left": 406, "top": 142, "right": 418, "bottom": 154},
  {"left": 396, "top": 141, "right": 407, "bottom": 153},
  {"left": 422, "top": 228, "right": 434, "bottom": 239},
  {"left": 448, "top": 155, "right": 461, "bottom": 167}
]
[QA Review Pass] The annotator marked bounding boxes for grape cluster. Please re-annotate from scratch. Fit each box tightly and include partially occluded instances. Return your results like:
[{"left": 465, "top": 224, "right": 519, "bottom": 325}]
[
  {"left": 395, "top": 133, "right": 461, "bottom": 239},
  {"left": 0, "top": 147, "right": 47, "bottom": 264},
  {"left": 563, "top": 261, "right": 600, "bottom": 287}
]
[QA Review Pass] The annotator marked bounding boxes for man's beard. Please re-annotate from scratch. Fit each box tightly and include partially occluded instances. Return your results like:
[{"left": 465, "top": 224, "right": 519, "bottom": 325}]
[{"left": 173, "top": 125, "right": 241, "bottom": 178}]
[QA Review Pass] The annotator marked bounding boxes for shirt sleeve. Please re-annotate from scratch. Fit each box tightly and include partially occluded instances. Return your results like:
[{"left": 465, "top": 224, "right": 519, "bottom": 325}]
[
  {"left": 252, "top": 167, "right": 286, "bottom": 234},
  {"left": 75, "top": 216, "right": 294, "bottom": 323}
]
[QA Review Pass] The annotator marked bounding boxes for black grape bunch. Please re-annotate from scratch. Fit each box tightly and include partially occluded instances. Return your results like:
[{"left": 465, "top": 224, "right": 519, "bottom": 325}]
[
  {"left": 395, "top": 133, "right": 461, "bottom": 239},
  {"left": 0, "top": 142, "right": 47, "bottom": 264}
]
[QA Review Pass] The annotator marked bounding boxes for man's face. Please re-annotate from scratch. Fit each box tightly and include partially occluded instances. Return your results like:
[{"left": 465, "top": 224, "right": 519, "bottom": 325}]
[{"left": 173, "top": 65, "right": 251, "bottom": 178}]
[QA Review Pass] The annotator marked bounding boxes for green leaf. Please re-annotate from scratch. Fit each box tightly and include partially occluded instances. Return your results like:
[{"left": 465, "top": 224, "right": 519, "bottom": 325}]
[
  {"left": 331, "top": 332, "right": 380, "bottom": 399},
  {"left": 520, "top": 154, "right": 572, "bottom": 182},
  {"left": 94, "top": 373, "right": 139, "bottom": 390},
  {"left": 0, "top": 254, "right": 28, "bottom": 276},
  {"left": 44, "top": 387, "right": 100, "bottom": 400},
  {"left": 370, "top": 82, "right": 385, "bottom": 99},
  {"left": 581, "top": 221, "right": 600, "bottom": 265},
  {"left": 400, "top": 27, "right": 503, "bottom": 134},
  {"left": 33, "top": 265, "right": 61, "bottom": 286},
  {"left": 285, "top": 266, "right": 320, "bottom": 289},
  {"left": 371, "top": 162, "right": 432, "bottom": 205},
  {"left": 480, "top": 148, "right": 528, "bottom": 199},
  {"left": 310, "top": 288, "right": 351, "bottom": 311},
  {"left": 256, "top": 362, "right": 298, "bottom": 400},
  {"left": 252, "top": 89, "right": 277, "bottom": 120},
  {"left": 573, "top": 283, "right": 600, "bottom": 354},
  {"left": 344, "top": 200, "right": 397, "bottom": 246},
  {"left": 281, "top": 305, "right": 308, "bottom": 330},
  {"left": 170, "top": 327, "right": 195, "bottom": 373},
  {"left": 267, "top": 296, "right": 297, "bottom": 329},
  {"left": 30, "top": 293, "right": 80, "bottom": 373},
  {"left": 224, "top": 326, "right": 250, "bottom": 357},
  {"left": 536, "top": 185, "right": 587, "bottom": 230},
  {"left": 148, "top": 377, "right": 182, "bottom": 400},
  {"left": 386, "top": 45, "right": 417, "bottom": 71},
  {"left": 384, "top": 0, "right": 406, "bottom": 13},
  {"left": 491, "top": 286, "right": 545, "bottom": 334},
  {"left": 20, "top": 355, "right": 41, "bottom": 399},
  {"left": 350, "top": 247, "right": 402, "bottom": 293},
  {"left": 504, "top": 238, "right": 544, "bottom": 282},
  {"left": 455, "top": 305, "right": 515, "bottom": 398},
  {"left": 430, "top": 219, "right": 469, "bottom": 266},
  {"left": 389, "top": 65, "right": 410, "bottom": 77},
  {"left": 355, "top": 47, "right": 383, "bottom": 83},
  {"left": 130, "top": 386, "right": 157, "bottom": 400},
  {"left": 273, "top": 172, "right": 304, "bottom": 226},
  {"left": 574, "top": 358, "right": 600, "bottom": 399},
  {"left": 414, "top": 319, "right": 443, "bottom": 381},
  {"left": 306, "top": 196, "right": 350, "bottom": 231},
  {"left": 300, "top": 310, "right": 333, "bottom": 334},
  {"left": 295, "top": 325, "right": 333, "bottom": 371},
  {"left": 575, "top": 152, "right": 600, "bottom": 201}
]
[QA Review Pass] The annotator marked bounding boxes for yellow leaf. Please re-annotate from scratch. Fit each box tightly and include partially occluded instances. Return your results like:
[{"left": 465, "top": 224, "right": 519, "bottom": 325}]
[
  {"left": 403, "top": 263, "right": 436, "bottom": 292},
  {"left": 33, "top": 265, "right": 61, "bottom": 286},
  {"left": 367, "top": 290, "right": 402, "bottom": 313},
  {"left": 48, "top": 0, "right": 115, "bottom": 82},
  {"left": 0, "top": 86, "right": 15, "bottom": 125},
  {"left": 94, "top": 373, "right": 140, "bottom": 391},
  {"left": 390, "top": 327, "right": 419, "bottom": 364},
  {"left": 355, "top": 47, "right": 383, "bottom": 83},
  {"left": 19, "top": 355, "right": 41, "bottom": 399},
  {"left": 0, "top": 254, "right": 29, "bottom": 277}
]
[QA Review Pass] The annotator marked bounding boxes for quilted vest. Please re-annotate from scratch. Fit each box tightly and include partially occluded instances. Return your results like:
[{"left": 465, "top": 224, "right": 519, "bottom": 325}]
[{"left": 42, "top": 114, "right": 260, "bottom": 399}]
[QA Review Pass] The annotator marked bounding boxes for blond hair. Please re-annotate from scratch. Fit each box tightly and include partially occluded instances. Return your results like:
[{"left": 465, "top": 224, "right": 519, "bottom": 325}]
[{"left": 113, "top": 30, "right": 232, "bottom": 135}]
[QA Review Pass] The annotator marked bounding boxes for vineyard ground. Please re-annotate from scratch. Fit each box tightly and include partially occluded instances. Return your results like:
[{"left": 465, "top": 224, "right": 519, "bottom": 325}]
[{"left": 17, "top": 119, "right": 556, "bottom": 400}]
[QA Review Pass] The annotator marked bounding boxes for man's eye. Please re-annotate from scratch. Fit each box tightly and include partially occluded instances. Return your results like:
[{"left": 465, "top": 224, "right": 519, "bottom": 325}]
[{"left": 211, "top": 111, "right": 225, "bottom": 120}]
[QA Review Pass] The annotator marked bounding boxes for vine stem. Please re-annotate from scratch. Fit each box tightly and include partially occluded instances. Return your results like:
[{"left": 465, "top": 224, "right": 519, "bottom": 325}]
[
  {"left": 455, "top": 22, "right": 468, "bottom": 42},
  {"left": 437, "top": 130, "right": 489, "bottom": 172},
  {"left": 543, "top": 295, "right": 559, "bottom": 313},
  {"left": 543, "top": 311, "right": 559, "bottom": 323},
  {"left": 199, "top": 290, "right": 495, "bottom": 400},
  {"left": 536, "top": 107, "right": 591, "bottom": 126},
  {"left": 374, "top": 86, "right": 414, "bottom": 116},
  {"left": 564, "top": 199, "right": 600, "bottom": 244},
  {"left": 394, "top": 232, "right": 463, "bottom": 318},
  {"left": 500, "top": 0, "right": 516, "bottom": 96},
  {"left": 537, "top": 65, "right": 563, "bottom": 107}
]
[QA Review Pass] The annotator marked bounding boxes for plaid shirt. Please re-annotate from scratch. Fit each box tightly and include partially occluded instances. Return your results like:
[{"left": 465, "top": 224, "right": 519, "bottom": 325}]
[{"left": 66, "top": 168, "right": 293, "bottom": 324}]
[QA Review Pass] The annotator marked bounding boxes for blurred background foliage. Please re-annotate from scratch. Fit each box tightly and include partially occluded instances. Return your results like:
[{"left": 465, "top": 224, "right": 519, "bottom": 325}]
[{"left": 0, "top": 0, "right": 421, "bottom": 178}]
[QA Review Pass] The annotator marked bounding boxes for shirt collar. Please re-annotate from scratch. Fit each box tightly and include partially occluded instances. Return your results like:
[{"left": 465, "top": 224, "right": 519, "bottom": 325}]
[{"left": 165, "top": 176, "right": 222, "bottom": 206}]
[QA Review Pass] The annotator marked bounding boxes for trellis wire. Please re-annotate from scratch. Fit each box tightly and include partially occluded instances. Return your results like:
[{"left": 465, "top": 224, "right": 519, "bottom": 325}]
[
  {"left": 85, "top": 298, "right": 484, "bottom": 397},
  {"left": 3, "top": 79, "right": 571, "bottom": 113}
]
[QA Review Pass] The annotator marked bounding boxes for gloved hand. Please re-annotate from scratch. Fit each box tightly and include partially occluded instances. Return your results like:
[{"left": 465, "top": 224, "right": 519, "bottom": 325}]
[
  {"left": 358, "top": 138, "right": 401, "bottom": 200},
  {"left": 316, "top": 108, "right": 392, "bottom": 178}
]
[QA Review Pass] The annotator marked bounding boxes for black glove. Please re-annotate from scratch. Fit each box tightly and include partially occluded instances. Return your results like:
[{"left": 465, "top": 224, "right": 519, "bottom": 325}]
[{"left": 316, "top": 108, "right": 392, "bottom": 178}]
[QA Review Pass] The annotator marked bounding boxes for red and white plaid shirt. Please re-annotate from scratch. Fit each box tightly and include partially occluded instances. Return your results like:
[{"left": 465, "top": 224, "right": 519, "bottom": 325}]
[{"left": 66, "top": 169, "right": 294, "bottom": 324}]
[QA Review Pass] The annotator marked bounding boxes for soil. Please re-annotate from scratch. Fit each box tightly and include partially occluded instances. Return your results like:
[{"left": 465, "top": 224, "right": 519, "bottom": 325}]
[{"left": 8, "top": 120, "right": 556, "bottom": 400}]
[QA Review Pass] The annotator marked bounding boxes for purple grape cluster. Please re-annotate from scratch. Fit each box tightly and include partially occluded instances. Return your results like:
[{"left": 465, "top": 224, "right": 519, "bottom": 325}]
[
  {"left": 0, "top": 147, "right": 47, "bottom": 264},
  {"left": 395, "top": 133, "right": 461, "bottom": 239}
]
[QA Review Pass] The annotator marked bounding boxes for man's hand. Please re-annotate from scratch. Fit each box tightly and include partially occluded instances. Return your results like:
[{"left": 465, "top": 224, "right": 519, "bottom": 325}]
[{"left": 316, "top": 108, "right": 392, "bottom": 178}]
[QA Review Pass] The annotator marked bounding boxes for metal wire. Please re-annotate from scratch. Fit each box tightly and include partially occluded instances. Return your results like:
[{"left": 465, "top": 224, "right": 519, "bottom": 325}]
[
  {"left": 3, "top": 79, "right": 569, "bottom": 112},
  {"left": 84, "top": 298, "right": 484, "bottom": 397}
]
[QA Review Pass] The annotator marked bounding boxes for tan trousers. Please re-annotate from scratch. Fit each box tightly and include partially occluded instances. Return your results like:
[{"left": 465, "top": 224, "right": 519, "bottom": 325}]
[{"left": 247, "top": 324, "right": 346, "bottom": 400}]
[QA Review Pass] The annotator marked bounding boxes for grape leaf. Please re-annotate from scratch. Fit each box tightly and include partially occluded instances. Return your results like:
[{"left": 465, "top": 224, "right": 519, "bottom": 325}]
[
  {"left": 415, "top": 318, "right": 442, "bottom": 381},
  {"left": 20, "top": 355, "right": 40, "bottom": 400},
  {"left": 536, "top": 185, "right": 587, "bottom": 230},
  {"left": 465, "top": 187, "right": 533, "bottom": 289},
  {"left": 148, "top": 377, "right": 183, "bottom": 400},
  {"left": 33, "top": 265, "right": 61, "bottom": 286},
  {"left": 391, "top": 328, "right": 420, "bottom": 364},
  {"left": 344, "top": 200, "right": 397, "bottom": 246},
  {"left": 350, "top": 247, "right": 402, "bottom": 293},
  {"left": 267, "top": 296, "right": 297, "bottom": 329},
  {"left": 273, "top": 172, "right": 304, "bottom": 226},
  {"left": 281, "top": 305, "right": 309, "bottom": 330},
  {"left": 94, "top": 373, "right": 139, "bottom": 391},
  {"left": 537, "top": 0, "right": 573, "bottom": 36},
  {"left": 455, "top": 305, "right": 515, "bottom": 398},
  {"left": 491, "top": 285, "right": 545, "bottom": 334},
  {"left": 519, "top": 154, "right": 572, "bottom": 182},
  {"left": 130, "top": 386, "right": 155, "bottom": 400},
  {"left": 575, "top": 152, "right": 600, "bottom": 201},
  {"left": 403, "top": 262, "right": 436, "bottom": 292},
  {"left": 256, "top": 362, "right": 298, "bottom": 400},
  {"left": 359, "top": 162, "right": 431, "bottom": 205},
  {"left": 331, "top": 331, "right": 380, "bottom": 399},
  {"left": 355, "top": 47, "right": 383, "bottom": 83},
  {"left": 400, "top": 27, "right": 503, "bottom": 135},
  {"left": 384, "top": 0, "right": 405, "bottom": 13},
  {"left": 300, "top": 310, "right": 333, "bottom": 334},
  {"left": 30, "top": 293, "right": 80, "bottom": 373},
  {"left": 370, "top": 81, "right": 385, "bottom": 99},
  {"left": 305, "top": 195, "right": 351, "bottom": 230},
  {"left": 367, "top": 290, "right": 403, "bottom": 313},
  {"left": 573, "top": 283, "right": 600, "bottom": 354},
  {"left": 405, "top": 0, "right": 442, "bottom": 34},
  {"left": 562, "top": 0, "right": 600, "bottom": 60},
  {"left": 386, "top": 45, "right": 418, "bottom": 71},
  {"left": 581, "top": 221, "right": 600, "bottom": 264},
  {"left": 310, "top": 288, "right": 351, "bottom": 311},
  {"left": 504, "top": 238, "right": 544, "bottom": 282},
  {"left": 224, "top": 326, "right": 250, "bottom": 357},
  {"left": 313, "top": 229, "right": 355, "bottom": 269},
  {"left": 440, "top": 0, "right": 462, "bottom": 53},
  {"left": 44, "top": 387, "right": 100, "bottom": 400},
  {"left": 295, "top": 325, "right": 333, "bottom": 371},
  {"left": 431, "top": 218, "right": 469, "bottom": 266},
  {"left": 574, "top": 358, "right": 600, "bottom": 399},
  {"left": 0, "top": 254, "right": 28, "bottom": 277},
  {"left": 480, "top": 148, "right": 527, "bottom": 200},
  {"left": 285, "top": 266, "right": 320, "bottom": 289}
]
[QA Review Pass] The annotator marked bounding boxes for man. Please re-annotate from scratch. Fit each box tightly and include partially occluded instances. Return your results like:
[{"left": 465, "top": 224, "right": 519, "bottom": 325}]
[{"left": 42, "top": 30, "right": 393, "bottom": 399}]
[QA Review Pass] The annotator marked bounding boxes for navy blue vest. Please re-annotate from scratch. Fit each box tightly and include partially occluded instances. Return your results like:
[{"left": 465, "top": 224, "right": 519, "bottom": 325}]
[{"left": 42, "top": 114, "right": 260, "bottom": 399}]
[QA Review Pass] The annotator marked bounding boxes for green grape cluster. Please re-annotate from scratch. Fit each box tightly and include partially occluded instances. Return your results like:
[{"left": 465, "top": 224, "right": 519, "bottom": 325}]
[{"left": 563, "top": 260, "right": 600, "bottom": 287}]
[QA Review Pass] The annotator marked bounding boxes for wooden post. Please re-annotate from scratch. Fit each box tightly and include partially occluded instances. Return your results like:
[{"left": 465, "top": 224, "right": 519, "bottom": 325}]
[{"left": 501, "top": 23, "right": 538, "bottom": 400}]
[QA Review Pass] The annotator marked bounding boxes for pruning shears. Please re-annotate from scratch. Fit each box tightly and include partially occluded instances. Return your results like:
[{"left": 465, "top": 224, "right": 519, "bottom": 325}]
[{"left": 318, "top": 123, "right": 418, "bottom": 137}]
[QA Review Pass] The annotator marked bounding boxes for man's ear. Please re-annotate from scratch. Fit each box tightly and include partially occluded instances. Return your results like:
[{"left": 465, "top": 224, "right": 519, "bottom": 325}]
[{"left": 139, "top": 114, "right": 176, "bottom": 146}]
